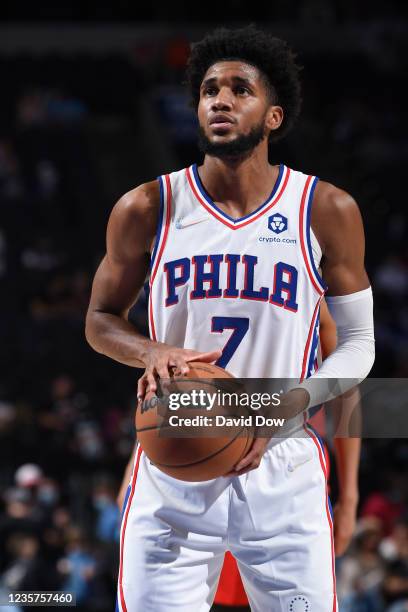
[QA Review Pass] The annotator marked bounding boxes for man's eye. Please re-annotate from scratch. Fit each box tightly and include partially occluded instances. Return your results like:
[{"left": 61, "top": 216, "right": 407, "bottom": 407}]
[
  {"left": 236, "top": 87, "right": 250, "bottom": 95},
  {"left": 204, "top": 88, "right": 217, "bottom": 96}
]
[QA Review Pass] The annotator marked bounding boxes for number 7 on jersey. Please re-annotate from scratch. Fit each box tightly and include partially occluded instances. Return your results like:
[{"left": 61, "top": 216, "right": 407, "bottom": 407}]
[{"left": 211, "top": 316, "right": 249, "bottom": 368}]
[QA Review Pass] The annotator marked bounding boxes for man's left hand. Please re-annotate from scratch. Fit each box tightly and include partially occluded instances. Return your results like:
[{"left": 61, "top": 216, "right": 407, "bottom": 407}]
[{"left": 223, "top": 437, "right": 270, "bottom": 477}]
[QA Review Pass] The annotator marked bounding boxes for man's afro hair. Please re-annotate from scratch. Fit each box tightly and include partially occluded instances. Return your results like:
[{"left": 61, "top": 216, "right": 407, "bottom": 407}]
[{"left": 185, "top": 25, "right": 302, "bottom": 142}]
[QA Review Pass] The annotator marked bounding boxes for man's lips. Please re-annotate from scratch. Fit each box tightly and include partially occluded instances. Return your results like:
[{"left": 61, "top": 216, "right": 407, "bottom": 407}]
[
  {"left": 210, "top": 123, "right": 233, "bottom": 132},
  {"left": 209, "top": 115, "right": 235, "bottom": 132},
  {"left": 209, "top": 114, "right": 235, "bottom": 126}
]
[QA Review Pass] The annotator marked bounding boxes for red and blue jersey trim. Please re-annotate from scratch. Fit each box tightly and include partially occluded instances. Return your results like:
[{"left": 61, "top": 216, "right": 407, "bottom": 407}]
[
  {"left": 186, "top": 163, "right": 290, "bottom": 230},
  {"left": 149, "top": 174, "right": 172, "bottom": 341},
  {"left": 149, "top": 176, "right": 165, "bottom": 273},
  {"left": 306, "top": 309, "right": 321, "bottom": 379},
  {"left": 299, "top": 173, "right": 326, "bottom": 382},
  {"left": 300, "top": 294, "right": 324, "bottom": 382},
  {"left": 299, "top": 175, "right": 327, "bottom": 295}
]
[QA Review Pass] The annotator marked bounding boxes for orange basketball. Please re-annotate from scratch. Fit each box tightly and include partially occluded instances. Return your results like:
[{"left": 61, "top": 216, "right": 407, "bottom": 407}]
[{"left": 135, "top": 362, "right": 253, "bottom": 481}]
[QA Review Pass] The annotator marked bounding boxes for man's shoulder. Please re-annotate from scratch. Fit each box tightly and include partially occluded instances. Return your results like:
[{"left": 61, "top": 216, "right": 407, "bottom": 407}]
[
  {"left": 117, "top": 179, "right": 161, "bottom": 217},
  {"left": 116, "top": 164, "right": 188, "bottom": 213},
  {"left": 311, "top": 180, "right": 364, "bottom": 253},
  {"left": 108, "top": 180, "right": 160, "bottom": 248},
  {"left": 314, "top": 180, "right": 359, "bottom": 216}
]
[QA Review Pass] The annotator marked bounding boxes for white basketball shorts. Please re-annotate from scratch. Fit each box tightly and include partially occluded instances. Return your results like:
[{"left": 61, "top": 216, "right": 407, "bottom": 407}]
[{"left": 116, "top": 426, "right": 337, "bottom": 612}]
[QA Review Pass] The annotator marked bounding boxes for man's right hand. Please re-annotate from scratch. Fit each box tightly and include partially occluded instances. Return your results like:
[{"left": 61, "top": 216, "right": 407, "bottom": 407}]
[{"left": 137, "top": 346, "right": 222, "bottom": 400}]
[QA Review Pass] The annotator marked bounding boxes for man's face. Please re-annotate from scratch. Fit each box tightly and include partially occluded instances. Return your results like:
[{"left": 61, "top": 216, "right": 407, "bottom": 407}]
[{"left": 197, "top": 61, "right": 276, "bottom": 159}]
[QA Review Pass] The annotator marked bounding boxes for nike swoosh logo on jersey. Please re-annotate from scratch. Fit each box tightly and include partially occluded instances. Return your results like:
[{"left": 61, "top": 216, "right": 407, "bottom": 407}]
[{"left": 176, "top": 217, "right": 209, "bottom": 229}]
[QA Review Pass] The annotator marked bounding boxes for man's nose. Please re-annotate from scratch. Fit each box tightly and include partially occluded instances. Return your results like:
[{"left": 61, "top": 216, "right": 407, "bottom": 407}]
[{"left": 211, "top": 88, "right": 233, "bottom": 110}]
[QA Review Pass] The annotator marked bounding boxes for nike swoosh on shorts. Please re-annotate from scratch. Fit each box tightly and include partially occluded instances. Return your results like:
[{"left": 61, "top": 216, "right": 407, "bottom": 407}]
[{"left": 287, "top": 455, "right": 313, "bottom": 472}]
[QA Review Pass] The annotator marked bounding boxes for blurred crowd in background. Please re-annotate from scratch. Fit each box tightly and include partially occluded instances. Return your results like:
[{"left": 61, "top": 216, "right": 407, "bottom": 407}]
[{"left": 1, "top": 6, "right": 408, "bottom": 611}]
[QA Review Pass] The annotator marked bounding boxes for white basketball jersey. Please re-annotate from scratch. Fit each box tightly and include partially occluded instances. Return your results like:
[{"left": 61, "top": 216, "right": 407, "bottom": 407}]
[{"left": 148, "top": 163, "right": 326, "bottom": 381}]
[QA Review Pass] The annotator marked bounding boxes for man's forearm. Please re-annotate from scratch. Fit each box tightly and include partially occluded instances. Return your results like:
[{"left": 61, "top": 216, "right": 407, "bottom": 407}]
[
  {"left": 333, "top": 435, "right": 360, "bottom": 504},
  {"left": 331, "top": 387, "right": 361, "bottom": 503},
  {"left": 85, "top": 311, "right": 155, "bottom": 368}
]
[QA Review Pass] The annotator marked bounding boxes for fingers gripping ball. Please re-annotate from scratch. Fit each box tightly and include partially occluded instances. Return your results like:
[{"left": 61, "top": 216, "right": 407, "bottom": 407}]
[{"left": 135, "top": 362, "right": 253, "bottom": 481}]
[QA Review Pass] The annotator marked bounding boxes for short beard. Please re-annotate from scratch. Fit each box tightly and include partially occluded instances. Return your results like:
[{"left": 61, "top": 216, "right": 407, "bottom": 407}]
[{"left": 197, "top": 120, "right": 267, "bottom": 160}]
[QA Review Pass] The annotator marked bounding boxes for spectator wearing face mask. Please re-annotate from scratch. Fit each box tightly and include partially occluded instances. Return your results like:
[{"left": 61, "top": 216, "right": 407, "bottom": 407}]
[
  {"left": 36, "top": 478, "right": 60, "bottom": 509},
  {"left": 57, "top": 526, "right": 97, "bottom": 608},
  {"left": 92, "top": 480, "right": 120, "bottom": 543}
]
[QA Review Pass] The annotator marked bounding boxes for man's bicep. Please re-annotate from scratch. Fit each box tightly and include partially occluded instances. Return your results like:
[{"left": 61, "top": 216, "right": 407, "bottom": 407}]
[
  {"left": 319, "top": 189, "right": 370, "bottom": 296},
  {"left": 88, "top": 254, "right": 150, "bottom": 316},
  {"left": 323, "top": 260, "right": 370, "bottom": 297},
  {"left": 88, "top": 185, "right": 157, "bottom": 315}
]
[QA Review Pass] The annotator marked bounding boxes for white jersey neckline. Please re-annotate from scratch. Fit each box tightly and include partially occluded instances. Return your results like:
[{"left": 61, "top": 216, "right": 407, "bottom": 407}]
[{"left": 186, "top": 163, "right": 291, "bottom": 231}]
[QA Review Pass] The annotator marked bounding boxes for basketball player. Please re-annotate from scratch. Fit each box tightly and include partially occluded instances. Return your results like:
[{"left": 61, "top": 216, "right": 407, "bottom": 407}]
[{"left": 86, "top": 25, "right": 374, "bottom": 611}]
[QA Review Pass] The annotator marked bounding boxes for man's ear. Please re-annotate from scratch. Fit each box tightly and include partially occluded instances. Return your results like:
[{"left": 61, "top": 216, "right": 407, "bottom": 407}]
[{"left": 266, "top": 106, "right": 284, "bottom": 134}]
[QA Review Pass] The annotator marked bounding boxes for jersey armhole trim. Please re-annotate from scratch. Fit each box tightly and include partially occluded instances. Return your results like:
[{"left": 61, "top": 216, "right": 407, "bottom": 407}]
[
  {"left": 300, "top": 175, "right": 327, "bottom": 294},
  {"left": 300, "top": 294, "right": 324, "bottom": 382},
  {"left": 148, "top": 174, "right": 172, "bottom": 341},
  {"left": 149, "top": 176, "right": 165, "bottom": 272}
]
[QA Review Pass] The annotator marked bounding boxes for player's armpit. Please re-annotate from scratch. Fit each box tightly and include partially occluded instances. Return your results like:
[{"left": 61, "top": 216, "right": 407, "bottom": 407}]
[{"left": 319, "top": 299, "right": 337, "bottom": 358}]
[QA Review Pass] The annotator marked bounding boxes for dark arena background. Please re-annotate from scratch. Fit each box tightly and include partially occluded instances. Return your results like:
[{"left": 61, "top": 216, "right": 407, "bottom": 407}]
[{"left": 0, "top": 2, "right": 407, "bottom": 610}]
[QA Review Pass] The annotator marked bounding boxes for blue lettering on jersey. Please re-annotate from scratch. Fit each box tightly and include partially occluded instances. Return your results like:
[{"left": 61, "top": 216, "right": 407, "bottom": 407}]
[
  {"left": 191, "top": 254, "right": 223, "bottom": 299},
  {"left": 269, "top": 262, "right": 299, "bottom": 312},
  {"left": 163, "top": 254, "right": 298, "bottom": 312},
  {"left": 240, "top": 255, "right": 269, "bottom": 301},
  {"left": 164, "top": 257, "right": 190, "bottom": 306},
  {"left": 223, "top": 254, "right": 240, "bottom": 298}
]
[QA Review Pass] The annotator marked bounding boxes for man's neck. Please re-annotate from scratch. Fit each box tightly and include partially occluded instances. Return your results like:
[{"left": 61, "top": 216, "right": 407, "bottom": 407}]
[{"left": 198, "top": 150, "right": 279, "bottom": 218}]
